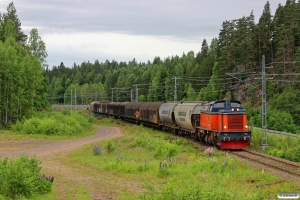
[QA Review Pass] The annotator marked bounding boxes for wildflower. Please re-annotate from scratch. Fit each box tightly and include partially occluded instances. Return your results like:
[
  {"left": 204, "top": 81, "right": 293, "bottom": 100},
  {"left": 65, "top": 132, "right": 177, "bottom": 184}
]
[
  {"left": 93, "top": 146, "right": 101, "bottom": 155},
  {"left": 222, "top": 158, "right": 228, "bottom": 168},
  {"left": 204, "top": 147, "right": 213, "bottom": 155}
]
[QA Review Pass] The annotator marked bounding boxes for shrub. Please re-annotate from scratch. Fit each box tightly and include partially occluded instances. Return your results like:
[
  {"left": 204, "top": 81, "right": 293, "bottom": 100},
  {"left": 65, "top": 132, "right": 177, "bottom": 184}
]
[
  {"left": 105, "top": 140, "right": 115, "bottom": 154},
  {"left": 173, "top": 138, "right": 188, "bottom": 146},
  {"left": 0, "top": 156, "right": 52, "bottom": 199},
  {"left": 154, "top": 142, "right": 180, "bottom": 158},
  {"left": 12, "top": 110, "right": 93, "bottom": 136},
  {"left": 134, "top": 133, "right": 159, "bottom": 150}
]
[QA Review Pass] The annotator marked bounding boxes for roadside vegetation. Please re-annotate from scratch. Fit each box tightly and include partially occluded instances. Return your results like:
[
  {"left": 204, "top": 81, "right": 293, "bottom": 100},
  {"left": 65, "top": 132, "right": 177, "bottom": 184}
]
[
  {"left": 0, "top": 110, "right": 96, "bottom": 199},
  {"left": 64, "top": 117, "right": 299, "bottom": 200},
  {"left": 11, "top": 109, "right": 95, "bottom": 137},
  {"left": 0, "top": 112, "right": 299, "bottom": 199},
  {"left": 251, "top": 127, "right": 300, "bottom": 162},
  {"left": 0, "top": 156, "right": 53, "bottom": 200}
]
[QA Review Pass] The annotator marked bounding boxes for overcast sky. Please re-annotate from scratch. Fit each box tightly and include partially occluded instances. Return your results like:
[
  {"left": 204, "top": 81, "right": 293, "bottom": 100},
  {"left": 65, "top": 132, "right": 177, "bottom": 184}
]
[{"left": 0, "top": 0, "right": 287, "bottom": 68}]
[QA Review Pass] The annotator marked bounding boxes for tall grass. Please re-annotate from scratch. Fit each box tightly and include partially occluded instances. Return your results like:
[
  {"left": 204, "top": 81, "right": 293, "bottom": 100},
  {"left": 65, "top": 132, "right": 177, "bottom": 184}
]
[
  {"left": 12, "top": 109, "right": 95, "bottom": 136},
  {"left": 251, "top": 127, "right": 300, "bottom": 162},
  {"left": 66, "top": 120, "right": 298, "bottom": 200}
]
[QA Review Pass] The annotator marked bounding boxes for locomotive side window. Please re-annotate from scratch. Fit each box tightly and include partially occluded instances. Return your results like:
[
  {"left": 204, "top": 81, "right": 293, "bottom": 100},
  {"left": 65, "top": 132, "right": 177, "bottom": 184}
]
[{"left": 214, "top": 102, "right": 225, "bottom": 108}]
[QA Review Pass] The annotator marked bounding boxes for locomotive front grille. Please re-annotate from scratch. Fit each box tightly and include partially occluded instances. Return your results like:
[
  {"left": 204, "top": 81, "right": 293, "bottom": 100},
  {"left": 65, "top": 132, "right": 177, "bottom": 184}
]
[{"left": 228, "top": 114, "right": 243, "bottom": 129}]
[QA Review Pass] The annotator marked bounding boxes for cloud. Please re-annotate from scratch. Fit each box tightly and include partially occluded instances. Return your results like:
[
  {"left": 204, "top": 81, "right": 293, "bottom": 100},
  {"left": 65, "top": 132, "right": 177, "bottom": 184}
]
[
  {"left": 1, "top": 0, "right": 288, "bottom": 67},
  {"left": 44, "top": 31, "right": 208, "bottom": 67}
]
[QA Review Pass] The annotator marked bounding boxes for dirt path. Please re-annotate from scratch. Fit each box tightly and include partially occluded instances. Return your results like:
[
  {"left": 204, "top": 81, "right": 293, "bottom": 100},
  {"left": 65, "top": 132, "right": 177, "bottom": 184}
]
[{"left": 0, "top": 126, "right": 125, "bottom": 200}]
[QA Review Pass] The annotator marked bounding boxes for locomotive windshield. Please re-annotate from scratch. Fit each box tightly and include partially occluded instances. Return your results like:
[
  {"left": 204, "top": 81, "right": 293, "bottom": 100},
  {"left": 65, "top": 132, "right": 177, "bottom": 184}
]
[
  {"left": 213, "top": 102, "right": 225, "bottom": 108},
  {"left": 209, "top": 100, "right": 243, "bottom": 112},
  {"left": 231, "top": 102, "right": 241, "bottom": 108}
]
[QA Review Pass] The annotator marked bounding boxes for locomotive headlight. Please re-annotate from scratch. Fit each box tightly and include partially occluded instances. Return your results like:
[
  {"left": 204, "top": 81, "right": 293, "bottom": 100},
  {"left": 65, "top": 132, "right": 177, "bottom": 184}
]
[
  {"left": 224, "top": 126, "right": 227, "bottom": 129},
  {"left": 231, "top": 108, "right": 234, "bottom": 111},
  {"left": 237, "top": 108, "right": 239, "bottom": 111},
  {"left": 245, "top": 125, "right": 248, "bottom": 128}
]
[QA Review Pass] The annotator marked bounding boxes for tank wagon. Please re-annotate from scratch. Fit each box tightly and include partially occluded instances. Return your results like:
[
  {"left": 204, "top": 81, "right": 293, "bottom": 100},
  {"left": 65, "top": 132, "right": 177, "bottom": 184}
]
[{"left": 90, "top": 100, "right": 251, "bottom": 149}]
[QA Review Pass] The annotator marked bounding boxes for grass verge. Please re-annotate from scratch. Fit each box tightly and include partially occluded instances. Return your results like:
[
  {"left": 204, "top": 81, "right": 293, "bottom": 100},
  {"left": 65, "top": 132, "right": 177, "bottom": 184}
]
[{"left": 64, "top": 118, "right": 300, "bottom": 199}]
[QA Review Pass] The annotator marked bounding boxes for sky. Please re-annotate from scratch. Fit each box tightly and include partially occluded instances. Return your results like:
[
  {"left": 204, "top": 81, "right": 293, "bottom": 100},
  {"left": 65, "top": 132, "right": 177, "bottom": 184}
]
[{"left": 0, "top": 0, "right": 288, "bottom": 68}]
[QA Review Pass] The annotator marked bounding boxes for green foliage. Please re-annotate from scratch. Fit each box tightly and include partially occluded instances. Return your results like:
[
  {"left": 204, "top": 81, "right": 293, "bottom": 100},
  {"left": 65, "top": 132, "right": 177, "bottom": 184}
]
[
  {"left": 141, "top": 180, "right": 233, "bottom": 200},
  {"left": 245, "top": 101, "right": 299, "bottom": 133},
  {"left": 105, "top": 140, "right": 115, "bottom": 154},
  {"left": 0, "top": 13, "right": 47, "bottom": 127},
  {"left": 67, "top": 122, "right": 298, "bottom": 199},
  {"left": 172, "top": 138, "right": 188, "bottom": 146},
  {"left": 154, "top": 142, "right": 180, "bottom": 158},
  {"left": 251, "top": 128, "right": 300, "bottom": 162},
  {"left": 12, "top": 110, "right": 93, "bottom": 135},
  {"left": 269, "top": 85, "right": 300, "bottom": 127},
  {"left": 134, "top": 133, "right": 159, "bottom": 150},
  {"left": 27, "top": 28, "right": 48, "bottom": 69},
  {"left": 267, "top": 109, "right": 297, "bottom": 133},
  {"left": 0, "top": 156, "right": 52, "bottom": 200}
]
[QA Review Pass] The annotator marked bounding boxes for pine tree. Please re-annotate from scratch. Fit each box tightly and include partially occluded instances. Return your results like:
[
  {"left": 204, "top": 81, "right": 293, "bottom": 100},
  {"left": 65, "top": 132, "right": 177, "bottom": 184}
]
[
  {"left": 0, "top": 2, "right": 27, "bottom": 44},
  {"left": 273, "top": 1, "right": 298, "bottom": 74},
  {"left": 256, "top": 1, "right": 273, "bottom": 66}
]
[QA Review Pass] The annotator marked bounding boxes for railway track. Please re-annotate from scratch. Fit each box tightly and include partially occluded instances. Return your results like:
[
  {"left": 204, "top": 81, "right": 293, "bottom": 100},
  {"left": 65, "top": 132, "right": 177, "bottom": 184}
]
[{"left": 231, "top": 149, "right": 300, "bottom": 184}]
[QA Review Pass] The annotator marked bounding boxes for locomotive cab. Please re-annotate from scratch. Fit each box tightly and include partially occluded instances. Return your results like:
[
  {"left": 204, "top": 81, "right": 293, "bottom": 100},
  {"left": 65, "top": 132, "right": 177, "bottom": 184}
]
[{"left": 200, "top": 100, "right": 251, "bottom": 149}]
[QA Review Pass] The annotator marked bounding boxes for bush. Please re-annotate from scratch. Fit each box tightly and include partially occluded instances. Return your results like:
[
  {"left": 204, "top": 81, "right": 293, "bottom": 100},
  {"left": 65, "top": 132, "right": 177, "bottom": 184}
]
[
  {"left": 173, "top": 138, "right": 188, "bottom": 146},
  {"left": 105, "top": 140, "right": 115, "bottom": 154},
  {"left": 154, "top": 142, "right": 180, "bottom": 158},
  {"left": 12, "top": 110, "right": 93, "bottom": 135},
  {"left": 0, "top": 156, "right": 52, "bottom": 199},
  {"left": 134, "top": 133, "right": 159, "bottom": 150}
]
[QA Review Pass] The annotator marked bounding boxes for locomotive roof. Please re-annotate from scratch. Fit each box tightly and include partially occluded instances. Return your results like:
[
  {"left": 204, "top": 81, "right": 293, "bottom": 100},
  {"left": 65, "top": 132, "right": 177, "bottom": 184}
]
[{"left": 209, "top": 100, "right": 241, "bottom": 105}]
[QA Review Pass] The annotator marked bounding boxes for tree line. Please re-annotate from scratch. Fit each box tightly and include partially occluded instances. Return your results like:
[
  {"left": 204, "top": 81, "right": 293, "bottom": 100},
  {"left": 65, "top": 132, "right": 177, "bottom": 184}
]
[
  {"left": 45, "top": 0, "right": 300, "bottom": 132},
  {"left": 2, "top": 1, "right": 300, "bottom": 132},
  {"left": 0, "top": 2, "right": 48, "bottom": 126}
]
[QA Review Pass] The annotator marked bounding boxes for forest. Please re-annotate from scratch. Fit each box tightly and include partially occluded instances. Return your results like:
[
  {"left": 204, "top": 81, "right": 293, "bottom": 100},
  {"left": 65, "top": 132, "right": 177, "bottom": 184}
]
[{"left": 1, "top": 1, "right": 300, "bottom": 133}]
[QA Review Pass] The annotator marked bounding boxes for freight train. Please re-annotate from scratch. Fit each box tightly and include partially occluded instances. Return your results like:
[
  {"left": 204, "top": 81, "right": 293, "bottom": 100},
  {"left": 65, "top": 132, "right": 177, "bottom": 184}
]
[{"left": 89, "top": 100, "right": 251, "bottom": 149}]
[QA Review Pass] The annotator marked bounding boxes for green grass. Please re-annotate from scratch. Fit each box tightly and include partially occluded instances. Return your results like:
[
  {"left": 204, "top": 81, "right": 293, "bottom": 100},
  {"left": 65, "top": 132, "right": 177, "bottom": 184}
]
[
  {"left": 1, "top": 114, "right": 300, "bottom": 199},
  {"left": 0, "top": 126, "right": 97, "bottom": 141},
  {"left": 65, "top": 119, "right": 300, "bottom": 200},
  {"left": 250, "top": 127, "right": 300, "bottom": 162}
]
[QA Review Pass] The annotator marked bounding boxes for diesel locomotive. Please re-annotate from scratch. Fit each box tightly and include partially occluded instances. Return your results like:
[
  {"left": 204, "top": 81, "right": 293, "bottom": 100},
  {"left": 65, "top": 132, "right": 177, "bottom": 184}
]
[{"left": 89, "top": 100, "right": 251, "bottom": 149}]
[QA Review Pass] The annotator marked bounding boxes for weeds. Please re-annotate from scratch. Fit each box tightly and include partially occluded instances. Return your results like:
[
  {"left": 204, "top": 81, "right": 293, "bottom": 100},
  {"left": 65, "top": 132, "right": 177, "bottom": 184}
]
[
  {"left": 67, "top": 122, "right": 298, "bottom": 200},
  {"left": 12, "top": 110, "right": 93, "bottom": 136},
  {"left": 251, "top": 128, "right": 300, "bottom": 162}
]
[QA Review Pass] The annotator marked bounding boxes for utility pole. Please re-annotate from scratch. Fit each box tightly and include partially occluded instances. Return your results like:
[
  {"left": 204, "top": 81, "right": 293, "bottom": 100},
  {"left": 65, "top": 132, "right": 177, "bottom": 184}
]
[
  {"left": 71, "top": 89, "right": 72, "bottom": 114},
  {"left": 131, "top": 89, "right": 133, "bottom": 102},
  {"left": 74, "top": 88, "right": 77, "bottom": 110},
  {"left": 111, "top": 88, "right": 115, "bottom": 102},
  {"left": 174, "top": 77, "right": 177, "bottom": 102},
  {"left": 255, "top": 55, "right": 273, "bottom": 150},
  {"left": 133, "top": 84, "right": 148, "bottom": 102},
  {"left": 135, "top": 85, "right": 138, "bottom": 102},
  {"left": 172, "top": 77, "right": 181, "bottom": 102}
]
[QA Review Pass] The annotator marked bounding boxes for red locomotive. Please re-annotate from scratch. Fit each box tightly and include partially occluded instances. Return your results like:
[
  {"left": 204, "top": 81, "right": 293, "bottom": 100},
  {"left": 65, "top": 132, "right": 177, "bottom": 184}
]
[{"left": 89, "top": 100, "right": 251, "bottom": 149}]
